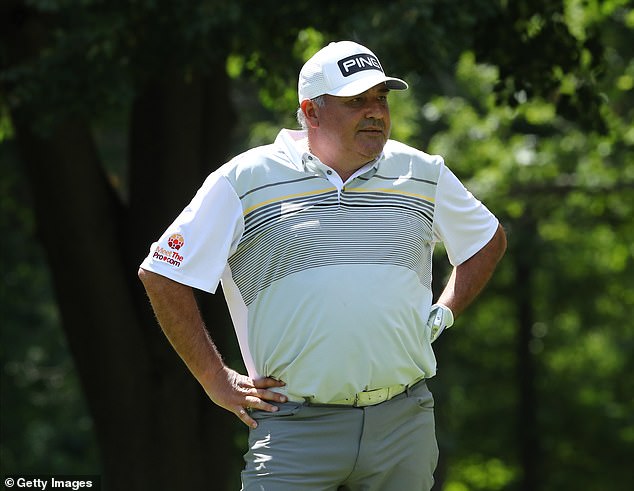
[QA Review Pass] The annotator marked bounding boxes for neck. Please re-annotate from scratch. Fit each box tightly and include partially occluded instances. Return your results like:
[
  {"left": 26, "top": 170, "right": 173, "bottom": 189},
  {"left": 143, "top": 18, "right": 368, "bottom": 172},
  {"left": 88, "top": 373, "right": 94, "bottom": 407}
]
[{"left": 307, "top": 133, "right": 374, "bottom": 181}]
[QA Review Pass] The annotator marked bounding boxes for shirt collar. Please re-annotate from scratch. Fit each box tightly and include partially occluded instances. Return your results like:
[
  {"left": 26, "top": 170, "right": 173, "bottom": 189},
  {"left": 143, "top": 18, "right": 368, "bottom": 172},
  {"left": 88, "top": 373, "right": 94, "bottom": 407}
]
[{"left": 275, "top": 129, "right": 383, "bottom": 178}]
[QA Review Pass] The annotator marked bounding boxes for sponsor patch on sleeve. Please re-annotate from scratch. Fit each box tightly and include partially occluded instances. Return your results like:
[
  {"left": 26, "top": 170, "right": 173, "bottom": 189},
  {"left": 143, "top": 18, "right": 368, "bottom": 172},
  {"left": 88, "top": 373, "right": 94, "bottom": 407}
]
[{"left": 152, "top": 233, "right": 186, "bottom": 267}]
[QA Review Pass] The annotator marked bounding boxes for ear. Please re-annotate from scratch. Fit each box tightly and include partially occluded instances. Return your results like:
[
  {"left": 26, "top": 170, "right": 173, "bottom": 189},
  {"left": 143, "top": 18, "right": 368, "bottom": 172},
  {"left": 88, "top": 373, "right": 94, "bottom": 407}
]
[{"left": 301, "top": 99, "right": 320, "bottom": 128}]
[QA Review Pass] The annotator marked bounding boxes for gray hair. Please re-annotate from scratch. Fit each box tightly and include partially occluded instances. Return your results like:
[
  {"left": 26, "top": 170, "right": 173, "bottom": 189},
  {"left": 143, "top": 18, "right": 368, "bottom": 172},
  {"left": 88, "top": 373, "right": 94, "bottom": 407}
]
[{"left": 296, "top": 95, "right": 326, "bottom": 129}]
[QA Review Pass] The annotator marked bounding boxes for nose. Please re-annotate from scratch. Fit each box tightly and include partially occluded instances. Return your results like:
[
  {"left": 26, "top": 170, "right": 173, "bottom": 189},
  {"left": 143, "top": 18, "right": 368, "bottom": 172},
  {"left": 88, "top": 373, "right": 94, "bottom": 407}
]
[{"left": 364, "top": 98, "right": 387, "bottom": 120}]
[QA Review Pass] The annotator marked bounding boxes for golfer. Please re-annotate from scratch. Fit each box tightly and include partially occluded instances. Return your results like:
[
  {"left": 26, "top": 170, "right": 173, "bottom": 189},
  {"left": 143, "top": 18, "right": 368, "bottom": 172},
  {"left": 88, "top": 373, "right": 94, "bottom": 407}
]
[{"left": 139, "top": 40, "right": 506, "bottom": 490}]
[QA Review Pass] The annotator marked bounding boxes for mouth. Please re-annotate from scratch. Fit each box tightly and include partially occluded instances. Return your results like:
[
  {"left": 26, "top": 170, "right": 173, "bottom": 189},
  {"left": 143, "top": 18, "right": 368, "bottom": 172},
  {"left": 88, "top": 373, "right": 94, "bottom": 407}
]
[{"left": 358, "top": 128, "right": 384, "bottom": 135}]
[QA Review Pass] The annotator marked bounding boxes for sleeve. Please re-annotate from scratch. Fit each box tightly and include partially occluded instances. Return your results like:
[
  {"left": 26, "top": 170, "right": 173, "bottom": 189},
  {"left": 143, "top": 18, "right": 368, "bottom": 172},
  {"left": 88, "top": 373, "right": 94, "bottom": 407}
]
[
  {"left": 139, "top": 172, "right": 244, "bottom": 293},
  {"left": 433, "top": 164, "right": 499, "bottom": 266}
]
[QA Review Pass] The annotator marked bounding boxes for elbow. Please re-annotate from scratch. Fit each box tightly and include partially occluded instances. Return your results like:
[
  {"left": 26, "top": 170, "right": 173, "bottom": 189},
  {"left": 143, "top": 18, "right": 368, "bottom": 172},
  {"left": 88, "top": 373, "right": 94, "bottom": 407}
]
[
  {"left": 138, "top": 267, "right": 153, "bottom": 286},
  {"left": 138, "top": 268, "right": 178, "bottom": 294},
  {"left": 138, "top": 267, "right": 163, "bottom": 296},
  {"left": 495, "top": 223, "right": 508, "bottom": 261}
]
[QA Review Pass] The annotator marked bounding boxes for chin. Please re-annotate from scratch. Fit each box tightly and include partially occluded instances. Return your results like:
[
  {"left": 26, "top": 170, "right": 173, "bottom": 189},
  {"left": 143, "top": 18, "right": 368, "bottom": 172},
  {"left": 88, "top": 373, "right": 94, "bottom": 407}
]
[{"left": 360, "top": 144, "right": 386, "bottom": 159}]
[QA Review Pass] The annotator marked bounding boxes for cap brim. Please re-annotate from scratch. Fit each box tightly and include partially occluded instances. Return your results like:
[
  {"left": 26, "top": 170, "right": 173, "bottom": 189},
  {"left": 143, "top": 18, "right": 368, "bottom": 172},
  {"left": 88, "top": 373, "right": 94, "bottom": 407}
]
[{"left": 327, "top": 75, "right": 408, "bottom": 98}]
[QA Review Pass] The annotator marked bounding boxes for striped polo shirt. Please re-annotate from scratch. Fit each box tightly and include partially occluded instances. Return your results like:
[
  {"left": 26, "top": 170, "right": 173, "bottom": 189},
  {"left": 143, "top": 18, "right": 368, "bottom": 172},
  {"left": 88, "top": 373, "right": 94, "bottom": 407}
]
[{"left": 141, "top": 129, "right": 499, "bottom": 403}]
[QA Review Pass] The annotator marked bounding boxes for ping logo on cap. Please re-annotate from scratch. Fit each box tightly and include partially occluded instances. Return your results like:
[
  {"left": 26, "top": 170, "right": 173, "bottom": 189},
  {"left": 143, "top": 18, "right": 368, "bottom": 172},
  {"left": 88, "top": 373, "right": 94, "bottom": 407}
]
[{"left": 337, "top": 54, "right": 383, "bottom": 78}]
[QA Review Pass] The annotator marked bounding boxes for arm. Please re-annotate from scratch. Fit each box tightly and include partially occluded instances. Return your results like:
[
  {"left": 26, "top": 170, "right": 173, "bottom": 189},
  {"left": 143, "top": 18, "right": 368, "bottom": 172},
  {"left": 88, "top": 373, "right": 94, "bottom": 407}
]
[
  {"left": 437, "top": 223, "right": 507, "bottom": 317},
  {"left": 138, "top": 268, "right": 286, "bottom": 428}
]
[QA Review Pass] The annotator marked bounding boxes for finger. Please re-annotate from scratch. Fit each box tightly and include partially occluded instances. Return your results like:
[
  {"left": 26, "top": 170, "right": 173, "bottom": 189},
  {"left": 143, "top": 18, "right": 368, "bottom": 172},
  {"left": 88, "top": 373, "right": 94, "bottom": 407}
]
[
  {"left": 253, "top": 387, "right": 288, "bottom": 404},
  {"left": 236, "top": 407, "right": 258, "bottom": 429},
  {"left": 252, "top": 377, "right": 286, "bottom": 389},
  {"left": 245, "top": 395, "right": 281, "bottom": 413}
]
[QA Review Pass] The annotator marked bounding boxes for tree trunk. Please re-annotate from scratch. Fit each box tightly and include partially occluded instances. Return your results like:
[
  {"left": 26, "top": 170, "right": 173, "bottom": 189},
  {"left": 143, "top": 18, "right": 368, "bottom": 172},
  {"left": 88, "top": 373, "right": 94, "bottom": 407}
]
[
  {"left": 13, "top": 117, "right": 155, "bottom": 489},
  {"left": 125, "top": 61, "right": 241, "bottom": 490},
  {"left": 513, "top": 216, "right": 540, "bottom": 491},
  {"left": 7, "top": 5, "right": 242, "bottom": 486}
]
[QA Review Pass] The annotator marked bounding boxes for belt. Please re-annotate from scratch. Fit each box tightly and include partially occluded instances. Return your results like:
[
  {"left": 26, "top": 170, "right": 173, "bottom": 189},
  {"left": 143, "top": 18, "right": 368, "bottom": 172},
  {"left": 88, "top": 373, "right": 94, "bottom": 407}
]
[{"left": 294, "top": 377, "right": 426, "bottom": 408}]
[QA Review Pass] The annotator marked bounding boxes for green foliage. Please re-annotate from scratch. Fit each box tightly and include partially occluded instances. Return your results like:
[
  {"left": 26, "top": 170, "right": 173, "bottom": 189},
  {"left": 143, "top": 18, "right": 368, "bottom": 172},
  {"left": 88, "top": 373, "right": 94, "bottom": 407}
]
[
  {"left": 445, "top": 457, "right": 517, "bottom": 491},
  {"left": 420, "top": 5, "right": 633, "bottom": 487},
  {"left": 0, "top": 97, "right": 14, "bottom": 142}
]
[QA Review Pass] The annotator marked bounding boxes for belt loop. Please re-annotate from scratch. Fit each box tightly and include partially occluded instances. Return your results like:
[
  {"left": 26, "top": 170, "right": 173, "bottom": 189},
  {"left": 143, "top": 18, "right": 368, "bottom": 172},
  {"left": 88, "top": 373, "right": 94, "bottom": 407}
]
[{"left": 406, "top": 377, "right": 424, "bottom": 397}]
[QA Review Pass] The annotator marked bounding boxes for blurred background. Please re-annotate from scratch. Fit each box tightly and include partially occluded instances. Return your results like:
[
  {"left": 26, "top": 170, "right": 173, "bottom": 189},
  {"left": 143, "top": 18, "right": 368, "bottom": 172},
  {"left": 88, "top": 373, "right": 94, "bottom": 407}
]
[{"left": 1, "top": 1, "right": 632, "bottom": 490}]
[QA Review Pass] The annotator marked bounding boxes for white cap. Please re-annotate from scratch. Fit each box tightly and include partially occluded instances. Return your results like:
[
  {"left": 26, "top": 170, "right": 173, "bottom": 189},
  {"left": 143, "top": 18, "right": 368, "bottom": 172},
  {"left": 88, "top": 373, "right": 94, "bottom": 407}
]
[{"left": 298, "top": 41, "right": 408, "bottom": 103}]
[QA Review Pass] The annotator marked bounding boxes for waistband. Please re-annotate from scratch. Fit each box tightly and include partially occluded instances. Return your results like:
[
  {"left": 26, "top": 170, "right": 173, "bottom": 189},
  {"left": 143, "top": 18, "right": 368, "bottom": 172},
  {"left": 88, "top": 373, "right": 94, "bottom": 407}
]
[{"left": 287, "top": 377, "right": 427, "bottom": 408}]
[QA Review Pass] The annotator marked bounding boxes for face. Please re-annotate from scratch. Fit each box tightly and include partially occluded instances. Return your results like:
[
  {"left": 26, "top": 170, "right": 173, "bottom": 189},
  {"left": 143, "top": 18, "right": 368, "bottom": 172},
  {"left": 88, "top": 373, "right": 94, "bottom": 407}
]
[{"left": 304, "top": 83, "right": 392, "bottom": 171}]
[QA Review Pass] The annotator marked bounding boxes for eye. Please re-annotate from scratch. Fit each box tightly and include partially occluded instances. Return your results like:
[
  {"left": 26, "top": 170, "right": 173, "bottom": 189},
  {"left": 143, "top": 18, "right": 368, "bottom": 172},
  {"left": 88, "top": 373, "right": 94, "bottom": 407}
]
[{"left": 343, "top": 97, "right": 365, "bottom": 109}]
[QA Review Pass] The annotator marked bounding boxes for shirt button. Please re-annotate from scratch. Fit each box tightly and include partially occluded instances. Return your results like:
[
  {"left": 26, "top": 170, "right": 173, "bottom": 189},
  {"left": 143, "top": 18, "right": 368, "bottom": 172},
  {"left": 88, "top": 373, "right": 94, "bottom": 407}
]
[{"left": 326, "top": 170, "right": 332, "bottom": 175}]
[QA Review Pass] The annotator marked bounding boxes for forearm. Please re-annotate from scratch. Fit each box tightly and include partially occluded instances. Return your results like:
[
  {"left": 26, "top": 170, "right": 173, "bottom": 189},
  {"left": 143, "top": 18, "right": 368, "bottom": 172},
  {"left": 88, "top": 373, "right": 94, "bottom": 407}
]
[
  {"left": 138, "top": 268, "right": 286, "bottom": 427},
  {"left": 437, "top": 223, "right": 507, "bottom": 317},
  {"left": 138, "top": 268, "right": 224, "bottom": 393}
]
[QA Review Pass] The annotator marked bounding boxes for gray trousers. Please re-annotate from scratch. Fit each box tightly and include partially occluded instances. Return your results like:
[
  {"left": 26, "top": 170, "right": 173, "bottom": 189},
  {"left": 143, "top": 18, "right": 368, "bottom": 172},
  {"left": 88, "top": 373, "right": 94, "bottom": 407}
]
[{"left": 241, "top": 380, "right": 438, "bottom": 491}]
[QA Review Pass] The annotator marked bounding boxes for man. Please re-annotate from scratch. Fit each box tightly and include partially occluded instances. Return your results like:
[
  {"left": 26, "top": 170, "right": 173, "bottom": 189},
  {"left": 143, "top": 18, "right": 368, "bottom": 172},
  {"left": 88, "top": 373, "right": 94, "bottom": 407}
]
[{"left": 139, "top": 40, "right": 506, "bottom": 490}]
